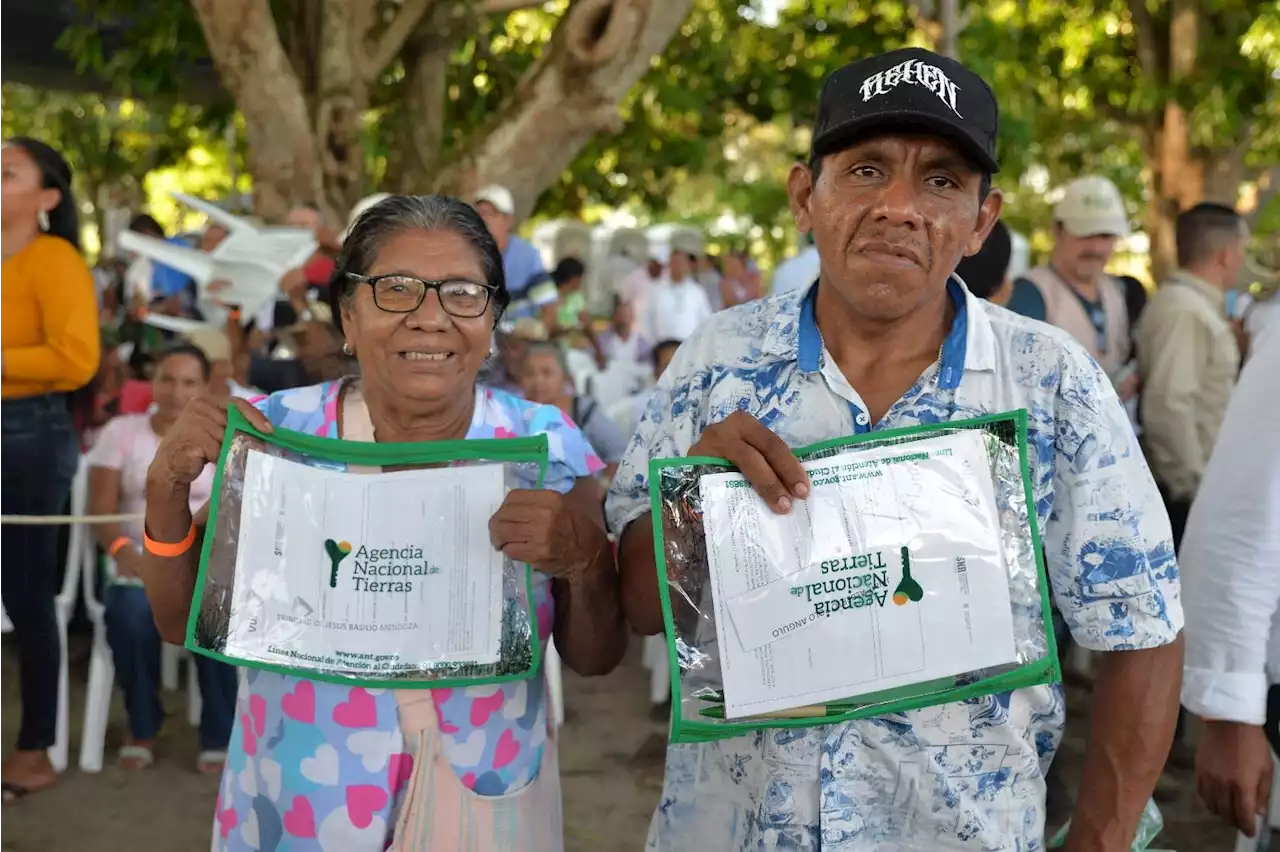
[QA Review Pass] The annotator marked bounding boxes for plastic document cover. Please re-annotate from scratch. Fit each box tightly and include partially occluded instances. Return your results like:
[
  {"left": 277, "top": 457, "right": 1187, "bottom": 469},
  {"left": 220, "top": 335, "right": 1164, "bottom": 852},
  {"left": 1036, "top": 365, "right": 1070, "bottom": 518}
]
[
  {"left": 649, "top": 410, "right": 1059, "bottom": 743},
  {"left": 188, "top": 406, "right": 548, "bottom": 688}
]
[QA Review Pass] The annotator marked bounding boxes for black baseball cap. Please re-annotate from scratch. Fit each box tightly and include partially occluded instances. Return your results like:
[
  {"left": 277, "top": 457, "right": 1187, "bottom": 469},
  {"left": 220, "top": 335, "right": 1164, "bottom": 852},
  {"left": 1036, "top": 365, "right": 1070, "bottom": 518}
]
[{"left": 810, "top": 47, "right": 999, "bottom": 174}]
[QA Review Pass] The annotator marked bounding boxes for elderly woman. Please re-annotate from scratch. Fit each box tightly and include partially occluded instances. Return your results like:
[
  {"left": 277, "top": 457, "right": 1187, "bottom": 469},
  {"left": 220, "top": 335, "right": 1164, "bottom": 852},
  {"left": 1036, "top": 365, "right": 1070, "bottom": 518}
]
[
  {"left": 520, "top": 342, "right": 629, "bottom": 481},
  {"left": 139, "top": 195, "right": 626, "bottom": 851}
]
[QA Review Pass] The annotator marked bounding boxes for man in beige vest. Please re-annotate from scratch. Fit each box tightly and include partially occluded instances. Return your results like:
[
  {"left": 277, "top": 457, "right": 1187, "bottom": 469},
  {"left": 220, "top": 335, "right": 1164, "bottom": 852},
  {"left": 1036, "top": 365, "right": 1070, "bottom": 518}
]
[{"left": 1006, "top": 176, "right": 1139, "bottom": 401}]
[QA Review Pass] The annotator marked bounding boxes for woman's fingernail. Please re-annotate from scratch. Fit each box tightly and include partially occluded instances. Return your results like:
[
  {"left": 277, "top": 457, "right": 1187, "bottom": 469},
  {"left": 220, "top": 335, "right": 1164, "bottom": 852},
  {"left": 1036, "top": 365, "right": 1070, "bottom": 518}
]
[
  {"left": 777, "top": 496, "right": 792, "bottom": 512},
  {"left": 793, "top": 483, "right": 809, "bottom": 499}
]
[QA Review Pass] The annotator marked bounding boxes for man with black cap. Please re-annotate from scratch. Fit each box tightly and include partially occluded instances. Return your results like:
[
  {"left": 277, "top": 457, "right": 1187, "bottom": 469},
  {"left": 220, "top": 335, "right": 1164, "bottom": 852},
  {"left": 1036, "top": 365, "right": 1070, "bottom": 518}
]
[{"left": 607, "top": 48, "right": 1182, "bottom": 850}]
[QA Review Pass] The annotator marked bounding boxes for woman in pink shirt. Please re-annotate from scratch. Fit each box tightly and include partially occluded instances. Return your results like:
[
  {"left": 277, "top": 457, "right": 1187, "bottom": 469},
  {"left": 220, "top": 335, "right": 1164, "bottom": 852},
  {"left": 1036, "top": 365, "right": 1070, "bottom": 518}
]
[{"left": 87, "top": 344, "right": 238, "bottom": 772}]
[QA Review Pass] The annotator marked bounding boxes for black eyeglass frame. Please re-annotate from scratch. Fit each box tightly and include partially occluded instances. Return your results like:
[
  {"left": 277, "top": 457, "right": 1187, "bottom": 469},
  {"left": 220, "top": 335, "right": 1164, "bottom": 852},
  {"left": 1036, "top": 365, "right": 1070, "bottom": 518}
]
[{"left": 344, "top": 272, "right": 499, "bottom": 318}]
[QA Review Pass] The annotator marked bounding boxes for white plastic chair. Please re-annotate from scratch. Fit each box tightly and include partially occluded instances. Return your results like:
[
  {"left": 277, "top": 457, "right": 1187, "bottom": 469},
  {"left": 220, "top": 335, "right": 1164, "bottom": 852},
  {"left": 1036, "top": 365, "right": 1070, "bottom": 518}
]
[
  {"left": 641, "top": 635, "right": 670, "bottom": 705},
  {"left": 545, "top": 639, "right": 565, "bottom": 729},
  {"left": 80, "top": 553, "right": 202, "bottom": 773},
  {"left": 78, "top": 539, "right": 114, "bottom": 773},
  {"left": 48, "top": 457, "right": 91, "bottom": 773},
  {"left": 564, "top": 347, "right": 599, "bottom": 398},
  {"left": 1, "top": 603, "right": 12, "bottom": 633}
]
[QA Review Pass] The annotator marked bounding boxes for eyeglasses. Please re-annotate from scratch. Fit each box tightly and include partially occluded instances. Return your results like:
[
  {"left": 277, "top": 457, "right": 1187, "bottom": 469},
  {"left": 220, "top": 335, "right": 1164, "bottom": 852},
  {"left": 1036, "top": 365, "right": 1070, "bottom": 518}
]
[{"left": 346, "top": 273, "right": 497, "bottom": 318}]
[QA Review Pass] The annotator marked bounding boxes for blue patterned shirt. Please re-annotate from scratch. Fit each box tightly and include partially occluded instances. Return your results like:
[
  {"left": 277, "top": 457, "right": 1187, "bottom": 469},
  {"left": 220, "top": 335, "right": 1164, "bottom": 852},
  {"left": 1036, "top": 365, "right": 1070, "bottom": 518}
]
[{"left": 605, "top": 280, "right": 1182, "bottom": 850}]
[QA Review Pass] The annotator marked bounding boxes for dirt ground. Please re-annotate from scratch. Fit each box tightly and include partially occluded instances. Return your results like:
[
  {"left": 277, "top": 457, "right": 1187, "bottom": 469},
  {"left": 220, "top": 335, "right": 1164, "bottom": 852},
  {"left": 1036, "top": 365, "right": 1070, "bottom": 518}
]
[{"left": 0, "top": 635, "right": 1250, "bottom": 851}]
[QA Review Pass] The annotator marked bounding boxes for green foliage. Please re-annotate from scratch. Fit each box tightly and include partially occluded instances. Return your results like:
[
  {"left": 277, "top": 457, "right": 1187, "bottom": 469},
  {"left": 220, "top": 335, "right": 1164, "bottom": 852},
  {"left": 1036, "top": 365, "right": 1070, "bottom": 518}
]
[
  {"left": 0, "top": 83, "right": 223, "bottom": 225},
  {"left": 35, "top": 0, "right": 1280, "bottom": 267}
]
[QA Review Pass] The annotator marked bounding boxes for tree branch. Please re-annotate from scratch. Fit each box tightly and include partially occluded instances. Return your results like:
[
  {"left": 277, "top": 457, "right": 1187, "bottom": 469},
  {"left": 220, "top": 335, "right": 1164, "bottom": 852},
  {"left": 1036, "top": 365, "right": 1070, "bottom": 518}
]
[
  {"left": 1125, "top": 0, "right": 1163, "bottom": 83},
  {"left": 363, "top": 0, "right": 434, "bottom": 81},
  {"left": 434, "top": 0, "right": 693, "bottom": 218},
  {"left": 189, "top": 0, "right": 321, "bottom": 219}
]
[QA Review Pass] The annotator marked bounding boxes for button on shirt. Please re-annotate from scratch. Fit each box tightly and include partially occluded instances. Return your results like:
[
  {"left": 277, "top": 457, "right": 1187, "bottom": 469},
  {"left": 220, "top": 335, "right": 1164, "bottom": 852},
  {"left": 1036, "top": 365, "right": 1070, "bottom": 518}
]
[
  {"left": 605, "top": 280, "right": 1182, "bottom": 851},
  {"left": 1137, "top": 270, "right": 1241, "bottom": 500},
  {"left": 1180, "top": 326, "right": 1280, "bottom": 725}
]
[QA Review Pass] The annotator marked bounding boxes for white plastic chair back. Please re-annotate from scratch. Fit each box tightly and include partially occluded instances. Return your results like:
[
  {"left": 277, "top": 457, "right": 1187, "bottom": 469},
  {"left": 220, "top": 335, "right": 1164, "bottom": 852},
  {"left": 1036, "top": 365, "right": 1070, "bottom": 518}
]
[
  {"left": 564, "top": 347, "right": 599, "bottom": 398},
  {"left": 50, "top": 456, "right": 89, "bottom": 773},
  {"left": 79, "top": 527, "right": 114, "bottom": 772}
]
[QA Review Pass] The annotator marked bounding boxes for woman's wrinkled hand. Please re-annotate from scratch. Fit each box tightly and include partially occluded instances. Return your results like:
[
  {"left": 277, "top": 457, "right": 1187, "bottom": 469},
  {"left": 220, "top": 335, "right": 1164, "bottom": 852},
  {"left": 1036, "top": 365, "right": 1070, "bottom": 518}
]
[
  {"left": 147, "top": 395, "right": 273, "bottom": 490},
  {"left": 489, "top": 489, "right": 609, "bottom": 582}
]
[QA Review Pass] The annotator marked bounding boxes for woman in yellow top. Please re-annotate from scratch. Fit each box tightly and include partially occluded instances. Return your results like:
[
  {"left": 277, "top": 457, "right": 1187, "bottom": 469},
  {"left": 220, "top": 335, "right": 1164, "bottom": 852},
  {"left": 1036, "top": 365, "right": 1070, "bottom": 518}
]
[{"left": 1, "top": 137, "right": 100, "bottom": 802}]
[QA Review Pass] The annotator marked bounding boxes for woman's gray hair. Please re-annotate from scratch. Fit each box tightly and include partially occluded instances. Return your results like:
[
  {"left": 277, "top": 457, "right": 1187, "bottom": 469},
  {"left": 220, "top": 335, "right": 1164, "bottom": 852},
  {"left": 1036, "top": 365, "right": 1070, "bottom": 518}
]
[
  {"left": 326, "top": 194, "right": 510, "bottom": 334},
  {"left": 520, "top": 341, "right": 570, "bottom": 378}
]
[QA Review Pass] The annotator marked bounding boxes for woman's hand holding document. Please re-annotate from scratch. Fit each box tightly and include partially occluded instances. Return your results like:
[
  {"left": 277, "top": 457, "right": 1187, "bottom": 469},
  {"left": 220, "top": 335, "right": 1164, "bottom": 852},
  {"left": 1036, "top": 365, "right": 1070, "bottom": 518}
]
[{"left": 694, "top": 426, "right": 1019, "bottom": 720}]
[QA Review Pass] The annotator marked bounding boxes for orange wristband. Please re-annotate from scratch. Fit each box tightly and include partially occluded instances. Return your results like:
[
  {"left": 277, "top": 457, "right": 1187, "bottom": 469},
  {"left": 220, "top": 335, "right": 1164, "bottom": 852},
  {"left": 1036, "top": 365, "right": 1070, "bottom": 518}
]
[
  {"left": 143, "top": 522, "right": 197, "bottom": 558},
  {"left": 108, "top": 536, "right": 134, "bottom": 557}
]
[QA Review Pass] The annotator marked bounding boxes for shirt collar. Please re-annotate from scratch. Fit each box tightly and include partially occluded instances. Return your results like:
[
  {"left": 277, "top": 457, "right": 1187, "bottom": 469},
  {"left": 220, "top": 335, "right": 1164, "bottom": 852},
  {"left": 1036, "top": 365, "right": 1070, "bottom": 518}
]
[
  {"left": 1171, "top": 269, "right": 1227, "bottom": 310},
  {"left": 764, "top": 276, "right": 994, "bottom": 390}
]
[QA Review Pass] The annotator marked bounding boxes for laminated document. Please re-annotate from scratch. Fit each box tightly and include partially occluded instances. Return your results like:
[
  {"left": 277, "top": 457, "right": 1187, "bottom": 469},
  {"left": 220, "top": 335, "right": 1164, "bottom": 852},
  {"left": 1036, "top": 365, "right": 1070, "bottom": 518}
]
[{"left": 700, "top": 431, "right": 1018, "bottom": 719}]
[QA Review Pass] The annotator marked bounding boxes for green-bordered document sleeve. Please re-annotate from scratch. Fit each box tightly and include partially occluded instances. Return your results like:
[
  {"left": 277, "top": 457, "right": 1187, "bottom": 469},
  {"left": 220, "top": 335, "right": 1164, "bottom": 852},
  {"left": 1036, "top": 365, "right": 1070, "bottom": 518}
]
[
  {"left": 649, "top": 410, "right": 1059, "bottom": 743},
  {"left": 186, "top": 405, "right": 549, "bottom": 689}
]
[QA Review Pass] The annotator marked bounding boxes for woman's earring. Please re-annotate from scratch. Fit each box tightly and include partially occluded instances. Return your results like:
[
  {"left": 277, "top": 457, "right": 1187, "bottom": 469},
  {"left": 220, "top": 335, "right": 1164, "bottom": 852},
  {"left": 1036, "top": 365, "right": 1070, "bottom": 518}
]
[
  {"left": 342, "top": 342, "right": 354, "bottom": 356},
  {"left": 37, "top": 210, "right": 50, "bottom": 232}
]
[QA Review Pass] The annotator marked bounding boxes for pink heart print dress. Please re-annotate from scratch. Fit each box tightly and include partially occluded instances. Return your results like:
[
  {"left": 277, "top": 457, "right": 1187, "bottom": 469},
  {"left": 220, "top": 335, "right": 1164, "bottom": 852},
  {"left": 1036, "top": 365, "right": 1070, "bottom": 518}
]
[{"left": 211, "top": 380, "right": 603, "bottom": 852}]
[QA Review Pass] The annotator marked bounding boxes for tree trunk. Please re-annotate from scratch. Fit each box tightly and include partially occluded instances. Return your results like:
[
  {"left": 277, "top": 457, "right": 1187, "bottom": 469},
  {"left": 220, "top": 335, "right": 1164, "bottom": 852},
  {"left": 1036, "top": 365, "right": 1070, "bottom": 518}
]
[
  {"left": 1145, "top": 0, "right": 1200, "bottom": 282},
  {"left": 432, "top": 0, "right": 695, "bottom": 219},
  {"left": 314, "top": 0, "right": 374, "bottom": 220},
  {"left": 938, "top": 0, "right": 960, "bottom": 59},
  {"left": 189, "top": 0, "right": 321, "bottom": 221},
  {"left": 387, "top": 3, "right": 463, "bottom": 195}
]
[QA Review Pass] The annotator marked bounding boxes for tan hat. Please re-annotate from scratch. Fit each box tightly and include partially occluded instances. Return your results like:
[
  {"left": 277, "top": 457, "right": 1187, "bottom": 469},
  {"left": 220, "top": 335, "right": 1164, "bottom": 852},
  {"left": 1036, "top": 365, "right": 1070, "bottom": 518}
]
[
  {"left": 473, "top": 185, "right": 515, "bottom": 216},
  {"left": 507, "top": 317, "right": 549, "bottom": 342},
  {"left": 184, "top": 327, "right": 232, "bottom": 362},
  {"left": 1054, "top": 176, "right": 1131, "bottom": 238}
]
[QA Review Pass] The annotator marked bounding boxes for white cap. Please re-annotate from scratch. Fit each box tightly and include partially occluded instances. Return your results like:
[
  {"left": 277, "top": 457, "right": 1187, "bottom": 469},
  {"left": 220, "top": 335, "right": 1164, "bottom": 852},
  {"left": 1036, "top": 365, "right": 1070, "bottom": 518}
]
[
  {"left": 473, "top": 185, "right": 515, "bottom": 216},
  {"left": 1054, "top": 176, "right": 1131, "bottom": 238},
  {"left": 345, "top": 193, "right": 391, "bottom": 238}
]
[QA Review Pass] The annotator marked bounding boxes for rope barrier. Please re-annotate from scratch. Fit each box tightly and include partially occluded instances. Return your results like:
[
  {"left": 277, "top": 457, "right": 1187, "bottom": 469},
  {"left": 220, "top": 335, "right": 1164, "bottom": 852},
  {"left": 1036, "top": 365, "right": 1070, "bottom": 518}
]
[{"left": 0, "top": 513, "right": 146, "bottom": 525}]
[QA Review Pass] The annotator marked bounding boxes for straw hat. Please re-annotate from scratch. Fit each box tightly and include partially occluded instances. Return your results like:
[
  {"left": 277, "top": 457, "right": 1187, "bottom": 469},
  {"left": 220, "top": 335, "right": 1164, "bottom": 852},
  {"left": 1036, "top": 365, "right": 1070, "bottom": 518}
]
[{"left": 184, "top": 327, "right": 233, "bottom": 362}]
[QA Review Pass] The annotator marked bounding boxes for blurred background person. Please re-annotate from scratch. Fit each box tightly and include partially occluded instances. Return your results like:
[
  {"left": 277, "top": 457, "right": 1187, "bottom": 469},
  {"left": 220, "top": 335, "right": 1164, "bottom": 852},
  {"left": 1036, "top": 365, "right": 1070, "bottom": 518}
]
[
  {"left": 641, "top": 239, "right": 714, "bottom": 344},
  {"left": 771, "top": 231, "right": 820, "bottom": 296},
  {"left": 1138, "top": 203, "right": 1248, "bottom": 549},
  {"left": 473, "top": 184, "right": 545, "bottom": 299},
  {"left": 696, "top": 253, "right": 724, "bottom": 310},
  {"left": 86, "top": 344, "right": 238, "bottom": 774},
  {"left": 1006, "top": 176, "right": 1139, "bottom": 404},
  {"left": 521, "top": 341, "right": 628, "bottom": 481},
  {"left": 0, "top": 136, "right": 101, "bottom": 802},
  {"left": 609, "top": 338, "right": 683, "bottom": 444},
  {"left": 544, "top": 257, "right": 589, "bottom": 338},
  {"left": 185, "top": 326, "right": 258, "bottom": 400},
  {"left": 955, "top": 219, "right": 1014, "bottom": 304},
  {"left": 718, "top": 249, "right": 763, "bottom": 309}
]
